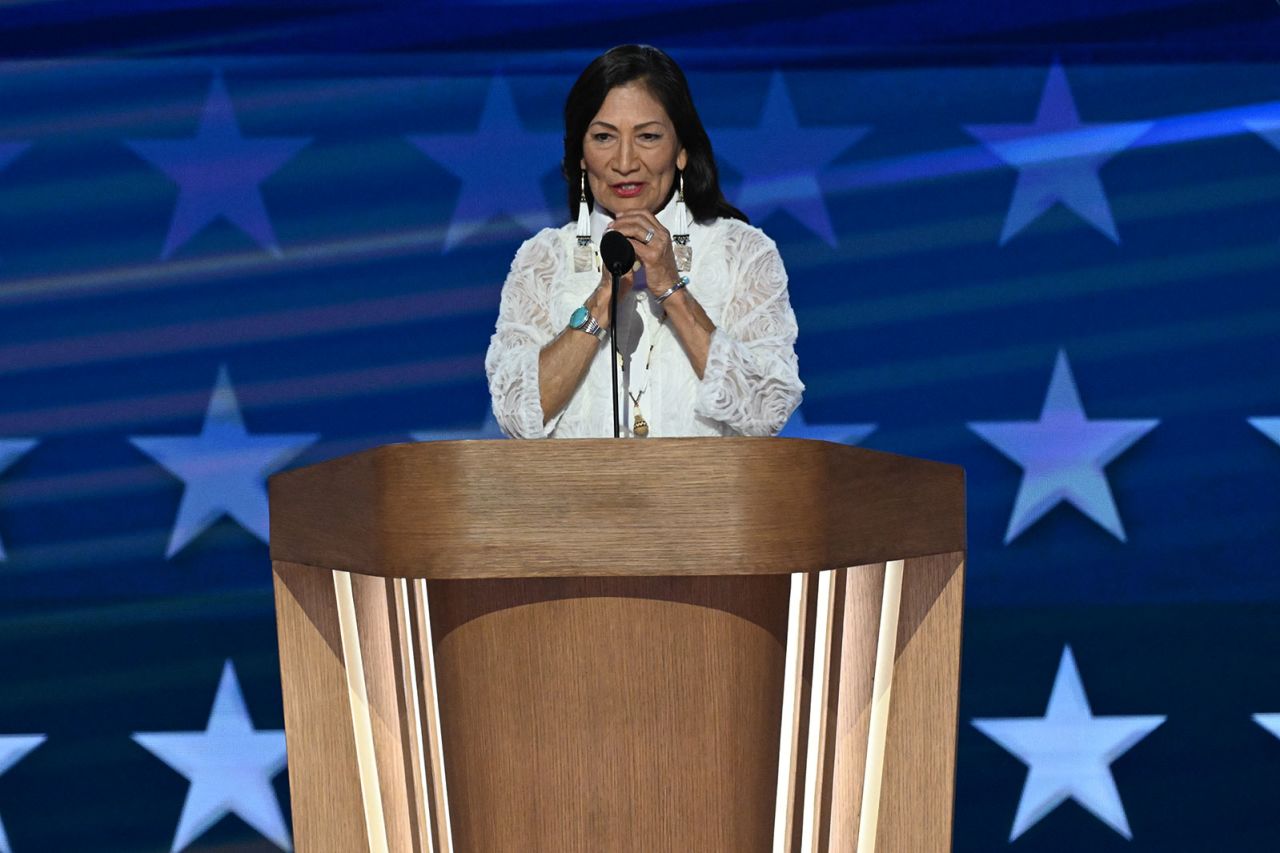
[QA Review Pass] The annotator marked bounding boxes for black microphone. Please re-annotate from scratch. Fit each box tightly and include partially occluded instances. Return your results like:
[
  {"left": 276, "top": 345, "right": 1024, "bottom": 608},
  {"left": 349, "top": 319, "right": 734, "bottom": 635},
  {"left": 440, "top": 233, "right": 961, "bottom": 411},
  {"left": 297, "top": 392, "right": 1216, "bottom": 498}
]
[
  {"left": 599, "top": 230, "right": 634, "bottom": 438},
  {"left": 600, "top": 229, "right": 635, "bottom": 275}
]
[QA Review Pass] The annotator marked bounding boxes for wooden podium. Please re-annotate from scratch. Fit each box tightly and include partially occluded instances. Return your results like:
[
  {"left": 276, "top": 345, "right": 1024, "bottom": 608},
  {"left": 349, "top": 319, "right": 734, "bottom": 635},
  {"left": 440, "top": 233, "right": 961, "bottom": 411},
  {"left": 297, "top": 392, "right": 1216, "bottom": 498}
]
[{"left": 268, "top": 437, "right": 965, "bottom": 853}]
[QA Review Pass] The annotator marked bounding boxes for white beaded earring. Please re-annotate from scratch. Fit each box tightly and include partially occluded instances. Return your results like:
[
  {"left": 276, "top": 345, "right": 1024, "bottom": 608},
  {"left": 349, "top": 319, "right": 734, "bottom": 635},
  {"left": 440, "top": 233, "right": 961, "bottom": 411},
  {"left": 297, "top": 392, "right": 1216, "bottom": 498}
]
[
  {"left": 574, "top": 170, "right": 594, "bottom": 272},
  {"left": 673, "top": 169, "right": 692, "bottom": 272}
]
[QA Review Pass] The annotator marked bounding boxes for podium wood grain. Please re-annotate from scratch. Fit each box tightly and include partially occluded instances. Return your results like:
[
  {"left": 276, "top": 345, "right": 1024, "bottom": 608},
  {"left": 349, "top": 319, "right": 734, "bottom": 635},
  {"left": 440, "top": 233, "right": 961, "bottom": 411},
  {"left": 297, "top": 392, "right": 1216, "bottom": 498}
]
[
  {"left": 268, "top": 438, "right": 966, "bottom": 852},
  {"left": 269, "top": 437, "right": 963, "bottom": 579}
]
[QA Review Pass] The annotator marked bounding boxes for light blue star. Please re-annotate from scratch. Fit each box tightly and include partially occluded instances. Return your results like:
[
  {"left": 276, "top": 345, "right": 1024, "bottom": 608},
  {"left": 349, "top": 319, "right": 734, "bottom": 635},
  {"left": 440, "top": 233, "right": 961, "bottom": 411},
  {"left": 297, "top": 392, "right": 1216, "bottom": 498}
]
[
  {"left": 0, "top": 734, "right": 44, "bottom": 853},
  {"left": 0, "top": 439, "right": 38, "bottom": 561},
  {"left": 715, "top": 72, "right": 869, "bottom": 246},
  {"left": 127, "top": 74, "right": 310, "bottom": 260},
  {"left": 965, "top": 63, "right": 1152, "bottom": 245},
  {"left": 973, "top": 645, "right": 1165, "bottom": 841},
  {"left": 777, "top": 409, "right": 875, "bottom": 445},
  {"left": 0, "top": 143, "right": 29, "bottom": 265},
  {"left": 133, "top": 660, "right": 290, "bottom": 852},
  {"left": 409, "top": 76, "right": 560, "bottom": 251},
  {"left": 130, "top": 366, "right": 318, "bottom": 558},
  {"left": 1246, "top": 116, "right": 1280, "bottom": 152},
  {"left": 1254, "top": 713, "right": 1280, "bottom": 739},
  {"left": 411, "top": 409, "right": 505, "bottom": 442},
  {"left": 969, "top": 351, "right": 1158, "bottom": 543},
  {"left": 1250, "top": 417, "right": 1280, "bottom": 447},
  {"left": 0, "top": 143, "right": 27, "bottom": 174}
]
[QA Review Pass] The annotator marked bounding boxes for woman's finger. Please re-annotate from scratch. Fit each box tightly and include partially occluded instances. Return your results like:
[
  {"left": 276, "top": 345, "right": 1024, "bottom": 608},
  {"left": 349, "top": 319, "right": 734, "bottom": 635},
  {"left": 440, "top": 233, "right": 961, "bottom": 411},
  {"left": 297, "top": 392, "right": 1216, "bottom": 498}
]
[{"left": 614, "top": 211, "right": 667, "bottom": 241}]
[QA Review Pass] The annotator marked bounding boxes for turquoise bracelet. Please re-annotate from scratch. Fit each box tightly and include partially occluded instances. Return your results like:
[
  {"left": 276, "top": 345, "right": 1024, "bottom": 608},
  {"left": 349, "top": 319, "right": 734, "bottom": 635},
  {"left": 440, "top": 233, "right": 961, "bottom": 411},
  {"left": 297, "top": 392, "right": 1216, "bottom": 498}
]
[{"left": 655, "top": 275, "right": 690, "bottom": 303}]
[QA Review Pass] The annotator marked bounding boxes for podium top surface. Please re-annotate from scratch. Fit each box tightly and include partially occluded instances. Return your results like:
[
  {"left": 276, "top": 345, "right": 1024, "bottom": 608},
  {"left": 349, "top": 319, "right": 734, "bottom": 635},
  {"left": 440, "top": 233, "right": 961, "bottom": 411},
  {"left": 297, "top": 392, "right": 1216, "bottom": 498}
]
[{"left": 268, "top": 437, "right": 964, "bottom": 579}]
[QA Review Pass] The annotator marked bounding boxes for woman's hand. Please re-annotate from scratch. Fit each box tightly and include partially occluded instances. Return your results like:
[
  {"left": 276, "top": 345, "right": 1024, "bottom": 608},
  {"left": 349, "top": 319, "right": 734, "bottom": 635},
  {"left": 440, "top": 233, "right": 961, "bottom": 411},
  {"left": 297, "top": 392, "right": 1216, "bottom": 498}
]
[
  {"left": 607, "top": 210, "right": 681, "bottom": 299},
  {"left": 607, "top": 209, "right": 715, "bottom": 379},
  {"left": 585, "top": 265, "right": 632, "bottom": 329}
]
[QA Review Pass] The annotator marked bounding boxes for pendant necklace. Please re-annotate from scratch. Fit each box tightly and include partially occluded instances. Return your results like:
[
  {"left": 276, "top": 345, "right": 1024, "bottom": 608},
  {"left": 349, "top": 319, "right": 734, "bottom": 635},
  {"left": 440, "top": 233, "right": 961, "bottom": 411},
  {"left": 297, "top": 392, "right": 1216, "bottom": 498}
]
[{"left": 622, "top": 312, "right": 665, "bottom": 438}]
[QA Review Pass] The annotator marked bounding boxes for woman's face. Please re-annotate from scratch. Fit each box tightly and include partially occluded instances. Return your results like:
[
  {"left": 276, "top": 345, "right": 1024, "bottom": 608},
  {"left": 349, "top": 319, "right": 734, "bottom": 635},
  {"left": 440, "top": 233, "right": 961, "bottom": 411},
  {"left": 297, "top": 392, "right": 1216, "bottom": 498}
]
[{"left": 581, "top": 82, "right": 688, "bottom": 217}]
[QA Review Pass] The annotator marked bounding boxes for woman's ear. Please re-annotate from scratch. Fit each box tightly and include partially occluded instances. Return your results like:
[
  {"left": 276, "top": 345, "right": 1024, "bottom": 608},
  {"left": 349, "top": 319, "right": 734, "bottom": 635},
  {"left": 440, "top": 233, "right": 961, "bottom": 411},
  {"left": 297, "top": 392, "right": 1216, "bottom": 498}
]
[{"left": 677, "top": 148, "right": 688, "bottom": 171}]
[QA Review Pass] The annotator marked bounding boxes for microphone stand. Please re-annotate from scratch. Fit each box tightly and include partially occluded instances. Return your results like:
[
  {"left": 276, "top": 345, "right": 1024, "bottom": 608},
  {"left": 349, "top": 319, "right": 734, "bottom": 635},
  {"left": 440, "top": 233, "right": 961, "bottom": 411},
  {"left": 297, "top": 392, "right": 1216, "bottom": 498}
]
[
  {"left": 609, "top": 268, "right": 621, "bottom": 438},
  {"left": 599, "top": 229, "right": 633, "bottom": 440}
]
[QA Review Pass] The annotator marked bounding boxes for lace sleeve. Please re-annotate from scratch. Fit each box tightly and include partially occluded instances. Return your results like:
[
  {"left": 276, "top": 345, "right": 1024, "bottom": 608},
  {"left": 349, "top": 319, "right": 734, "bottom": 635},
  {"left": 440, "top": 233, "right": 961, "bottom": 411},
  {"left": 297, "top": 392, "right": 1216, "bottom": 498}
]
[
  {"left": 484, "top": 230, "right": 563, "bottom": 439},
  {"left": 694, "top": 225, "right": 805, "bottom": 436}
]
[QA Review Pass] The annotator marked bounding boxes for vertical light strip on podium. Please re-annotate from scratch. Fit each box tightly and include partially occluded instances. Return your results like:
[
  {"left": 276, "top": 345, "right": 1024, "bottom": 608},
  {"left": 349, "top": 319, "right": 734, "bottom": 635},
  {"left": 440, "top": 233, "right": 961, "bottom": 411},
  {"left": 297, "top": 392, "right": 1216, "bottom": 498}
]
[
  {"left": 774, "top": 573, "right": 804, "bottom": 852},
  {"left": 410, "top": 578, "right": 454, "bottom": 853},
  {"left": 333, "top": 569, "right": 392, "bottom": 853},
  {"left": 775, "top": 572, "right": 820, "bottom": 853},
  {"left": 856, "top": 558, "right": 905, "bottom": 853},
  {"left": 773, "top": 558, "right": 910, "bottom": 853},
  {"left": 395, "top": 578, "right": 434, "bottom": 852},
  {"left": 799, "top": 570, "right": 833, "bottom": 852}
]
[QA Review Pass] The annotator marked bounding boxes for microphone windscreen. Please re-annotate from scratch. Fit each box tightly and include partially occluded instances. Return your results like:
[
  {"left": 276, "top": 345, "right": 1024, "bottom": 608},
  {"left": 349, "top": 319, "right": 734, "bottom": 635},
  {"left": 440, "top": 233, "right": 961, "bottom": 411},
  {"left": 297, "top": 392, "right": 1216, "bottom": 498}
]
[{"left": 600, "top": 230, "right": 635, "bottom": 276}]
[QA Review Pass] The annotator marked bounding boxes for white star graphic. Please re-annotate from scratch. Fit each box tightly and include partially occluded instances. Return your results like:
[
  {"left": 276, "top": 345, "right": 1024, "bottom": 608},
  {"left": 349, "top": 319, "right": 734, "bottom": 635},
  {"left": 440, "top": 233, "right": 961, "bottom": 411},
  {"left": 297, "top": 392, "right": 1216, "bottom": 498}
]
[
  {"left": 1249, "top": 417, "right": 1280, "bottom": 448},
  {"left": 777, "top": 409, "right": 875, "bottom": 445},
  {"left": 968, "top": 350, "right": 1158, "bottom": 543},
  {"left": 965, "top": 62, "right": 1152, "bottom": 245},
  {"left": 1246, "top": 116, "right": 1280, "bottom": 153},
  {"left": 409, "top": 75, "right": 561, "bottom": 251},
  {"left": 411, "top": 409, "right": 505, "bottom": 442},
  {"left": 973, "top": 645, "right": 1164, "bottom": 841},
  {"left": 133, "top": 660, "right": 290, "bottom": 852},
  {"left": 1254, "top": 713, "right": 1280, "bottom": 740},
  {"left": 715, "top": 72, "right": 869, "bottom": 246},
  {"left": 130, "top": 366, "right": 318, "bottom": 557},
  {"left": 126, "top": 74, "right": 310, "bottom": 259},
  {"left": 0, "top": 734, "right": 44, "bottom": 853},
  {"left": 1249, "top": 712, "right": 1280, "bottom": 737},
  {"left": 0, "top": 439, "right": 38, "bottom": 560}
]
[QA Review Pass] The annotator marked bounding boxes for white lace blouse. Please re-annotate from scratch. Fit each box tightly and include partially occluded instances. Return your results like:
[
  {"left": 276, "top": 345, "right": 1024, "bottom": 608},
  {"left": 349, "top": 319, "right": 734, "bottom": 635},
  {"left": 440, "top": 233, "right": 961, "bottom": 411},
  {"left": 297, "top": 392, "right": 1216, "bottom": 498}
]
[{"left": 484, "top": 212, "right": 804, "bottom": 439}]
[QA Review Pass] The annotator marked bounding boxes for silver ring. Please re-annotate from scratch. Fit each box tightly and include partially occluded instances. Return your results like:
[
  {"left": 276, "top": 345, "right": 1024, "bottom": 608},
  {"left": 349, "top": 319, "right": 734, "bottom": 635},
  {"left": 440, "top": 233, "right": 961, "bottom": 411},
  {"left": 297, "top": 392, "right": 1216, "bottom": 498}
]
[{"left": 642, "top": 228, "right": 655, "bottom": 244}]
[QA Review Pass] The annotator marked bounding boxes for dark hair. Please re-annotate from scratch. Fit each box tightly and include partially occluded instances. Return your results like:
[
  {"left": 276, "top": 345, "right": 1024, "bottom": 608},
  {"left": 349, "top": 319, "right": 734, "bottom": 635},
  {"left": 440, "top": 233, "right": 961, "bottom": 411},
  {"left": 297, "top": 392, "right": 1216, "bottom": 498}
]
[{"left": 562, "top": 45, "right": 747, "bottom": 225}]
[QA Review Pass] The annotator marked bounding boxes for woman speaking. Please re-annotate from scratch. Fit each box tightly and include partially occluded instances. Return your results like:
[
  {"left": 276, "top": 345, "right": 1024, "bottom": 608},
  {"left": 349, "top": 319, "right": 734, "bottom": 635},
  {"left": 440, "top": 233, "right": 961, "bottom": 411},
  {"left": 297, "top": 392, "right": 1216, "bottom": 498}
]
[{"left": 486, "top": 45, "right": 804, "bottom": 438}]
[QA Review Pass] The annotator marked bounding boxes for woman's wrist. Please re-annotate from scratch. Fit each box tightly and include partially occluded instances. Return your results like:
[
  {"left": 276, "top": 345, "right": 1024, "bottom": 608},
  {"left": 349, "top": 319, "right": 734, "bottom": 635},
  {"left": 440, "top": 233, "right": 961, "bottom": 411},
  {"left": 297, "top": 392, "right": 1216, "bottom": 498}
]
[
  {"left": 645, "top": 264, "right": 682, "bottom": 299},
  {"left": 654, "top": 275, "right": 689, "bottom": 304},
  {"left": 585, "top": 283, "right": 611, "bottom": 328}
]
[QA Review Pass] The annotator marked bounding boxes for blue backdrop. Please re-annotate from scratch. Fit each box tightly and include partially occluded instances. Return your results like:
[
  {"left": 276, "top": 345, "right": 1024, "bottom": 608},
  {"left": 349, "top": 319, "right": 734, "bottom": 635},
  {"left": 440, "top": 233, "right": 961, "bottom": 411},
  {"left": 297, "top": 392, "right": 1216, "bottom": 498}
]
[{"left": 1, "top": 1, "right": 1279, "bottom": 850}]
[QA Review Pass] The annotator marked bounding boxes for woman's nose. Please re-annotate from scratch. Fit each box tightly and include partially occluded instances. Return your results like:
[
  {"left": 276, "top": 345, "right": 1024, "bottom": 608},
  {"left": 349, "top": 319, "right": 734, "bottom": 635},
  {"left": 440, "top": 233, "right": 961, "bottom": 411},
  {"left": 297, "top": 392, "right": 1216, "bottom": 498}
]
[{"left": 614, "top": 138, "right": 638, "bottom": 174}]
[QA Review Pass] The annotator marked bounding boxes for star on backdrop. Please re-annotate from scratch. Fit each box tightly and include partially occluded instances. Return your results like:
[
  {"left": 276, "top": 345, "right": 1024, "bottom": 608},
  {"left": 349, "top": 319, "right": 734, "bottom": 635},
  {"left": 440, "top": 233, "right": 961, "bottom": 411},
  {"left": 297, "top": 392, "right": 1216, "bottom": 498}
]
[
  {"left": 0, "top": 734, "right": 44, "bottom": 853},
  {"left": 409, "top": 75, "right": 560, "bottom": 251},
  {"left": 411, "top": 409, "right": 505, "bottom": 441},
  {"left": 129, "top": 366, "right": 319, "bottom": 557},
  {"left": 972, "top": 645, "right": 1165, "bottom": 841},
  {"left": 777, "top": 409, "right": 876, "bottom": 445},
  {"left": 0, "top": 438, "right": 38, "bottom": 560},
  {"left": 965, "top": 62, "right": 1153, "bottom": 245},
  {"left": 0, "top": 142, "right": 27, "bottom": 175},
  {"left": 713, "top": 72, "right": 869, "bottom": 246},
  {"left": 1249, "top": 417, "right": 1280, "bottom": 447},
  {"left": 132, "top": 660, "right": 290, "bottom": 852},
  {"left": 0, "top": 143, "right": 29, "bottom": 265},
  {"left": 126, "top": 74, "right": 310, "bottom": 260},
  {"left": 968, "top": 350, "right": 1159, "bottom": 543},
  {"left": 1254, "top": 713, "right": 1280, "bottom": 740},
  {"left": 1245, "top": 116, "right": 1280, "bottom": 151}
]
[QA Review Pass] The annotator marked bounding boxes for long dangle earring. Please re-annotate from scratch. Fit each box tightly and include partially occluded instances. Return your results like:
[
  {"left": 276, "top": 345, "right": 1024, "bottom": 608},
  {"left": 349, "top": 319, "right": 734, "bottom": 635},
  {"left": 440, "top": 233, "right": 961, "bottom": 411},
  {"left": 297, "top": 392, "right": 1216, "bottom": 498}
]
[
  {"left": 574, "top": 170, "right": 594, "bottom": 273},
  {"left": 673, "top": 169, "right": 692, "bottom": 273}
]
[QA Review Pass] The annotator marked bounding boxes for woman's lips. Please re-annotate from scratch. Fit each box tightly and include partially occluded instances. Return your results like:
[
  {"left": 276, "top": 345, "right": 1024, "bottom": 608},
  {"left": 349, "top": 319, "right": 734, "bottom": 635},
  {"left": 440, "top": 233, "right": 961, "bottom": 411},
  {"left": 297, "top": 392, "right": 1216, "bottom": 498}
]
[{"left": 610, "top": 182, "right": 645, "bottom": 198}]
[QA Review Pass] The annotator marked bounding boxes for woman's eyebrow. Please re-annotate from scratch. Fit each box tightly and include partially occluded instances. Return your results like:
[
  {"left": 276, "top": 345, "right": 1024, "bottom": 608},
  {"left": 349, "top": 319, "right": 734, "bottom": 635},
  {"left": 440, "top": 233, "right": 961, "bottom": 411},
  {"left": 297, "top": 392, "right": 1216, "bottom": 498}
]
[{"left": 588, "top": 120, "right": 667, "bottom": 130}]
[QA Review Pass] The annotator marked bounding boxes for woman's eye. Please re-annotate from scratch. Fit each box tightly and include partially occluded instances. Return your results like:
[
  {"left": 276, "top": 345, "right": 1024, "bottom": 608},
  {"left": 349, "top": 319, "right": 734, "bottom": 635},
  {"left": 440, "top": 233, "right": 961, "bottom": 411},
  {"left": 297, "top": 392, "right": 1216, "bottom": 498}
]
[
  {"left": 639, "top": 133, "right": 662, "bottom": 142},
  {"left": 592, "top": 132, "right": 613, "bottom": 143}
]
